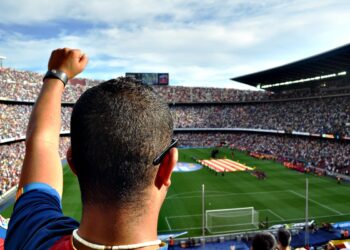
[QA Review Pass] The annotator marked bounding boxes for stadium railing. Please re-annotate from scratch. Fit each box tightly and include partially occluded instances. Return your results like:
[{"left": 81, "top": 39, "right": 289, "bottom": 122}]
[
  {"left": 0, "top": 185, "right": 17, "bottom": 207},
  {"left": 172, "top": 227, "right": 301, "bottom": 248}
]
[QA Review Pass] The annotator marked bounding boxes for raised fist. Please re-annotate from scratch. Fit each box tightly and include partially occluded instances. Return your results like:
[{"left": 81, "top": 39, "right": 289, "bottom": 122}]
[{"left": 48, "top": 48, "right": 88, "bottom": 79}]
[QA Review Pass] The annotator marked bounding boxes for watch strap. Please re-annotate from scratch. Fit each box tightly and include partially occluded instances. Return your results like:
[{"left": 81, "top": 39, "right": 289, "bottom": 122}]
[{"left": 43, "top": 69, "right": 69, "bottom": 87}]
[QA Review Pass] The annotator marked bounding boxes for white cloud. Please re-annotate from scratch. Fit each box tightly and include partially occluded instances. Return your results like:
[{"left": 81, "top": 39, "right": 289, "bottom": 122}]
[{"left": 0, "top": 0, "right": 349, "bottom": 89}]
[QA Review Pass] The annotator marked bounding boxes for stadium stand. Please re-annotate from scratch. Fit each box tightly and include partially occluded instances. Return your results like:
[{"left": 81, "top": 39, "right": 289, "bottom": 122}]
[
  {"left": 0, "top": 68, "right": 270, "bottom": 103},
  {"left": 0, "top": 137, "right": 70, "bottom": 196},
  {"left": 1, "top": 44, "right": 350, "bottom": 249},
  {"left": 1, "top": 95, "right": 350, "bottom": 145},
  {"left": 175, "top": 133, "right": 350, "bottom": 175},
  {"left": 172, "top": 96, "right": 350, "bottom": 135},
  {"left": 0, "top": 68, "right": 97, "bottom": 103},
  {"left": 1, "top": 69, "right": 350, "bottom": 195},
  {"left": 0, "top": 104, "right": 72, "bottom": 141}
]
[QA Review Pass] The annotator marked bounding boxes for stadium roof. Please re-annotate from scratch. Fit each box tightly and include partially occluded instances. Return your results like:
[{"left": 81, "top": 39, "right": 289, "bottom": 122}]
[{"left": 232, "top": 43, "right": 350, "bottom": 90}]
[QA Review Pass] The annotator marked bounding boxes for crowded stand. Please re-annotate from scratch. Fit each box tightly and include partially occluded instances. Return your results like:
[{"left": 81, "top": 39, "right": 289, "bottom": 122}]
[
  {"left": 172, "top": 96, "right": 350, "bottom": 135},
  {"left": 1, "top": 67, "right": 350, "bottom": 196},
  {"left": 175, "top": 132, "right": 350, "bottom": 175},
  {"left": 0, "top": 137, "right": 70, "bottom": 196},
  {"left": 0, "top": 68, "right": 270, "bottom": 103},
  {"left": 0, "top": 68, "right": 97, "bottom": 103},
  {"left": 1, "top": 96, "right": 350, "bottom": 142},
  {"left": 0, "top": 104, "right": 32, "bottom": 140},
  {"left": 0, "top": 104, "right": 72, "bottom": 141},
  {"left": 153, "top": 85, "right": 272, "bottom": 103},
  {"left": 2, "top": 67, "right": 350, "bottom": 103},
  {"left": 0, "top": 143, "right": 23, "bottom": 196},
  {"left": 1, "top": 68, "right": 269, "bottom": 103}
]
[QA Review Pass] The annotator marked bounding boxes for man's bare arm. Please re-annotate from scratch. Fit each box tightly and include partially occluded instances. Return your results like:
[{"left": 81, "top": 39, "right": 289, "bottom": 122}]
[{"left": 18, "top": 48, "right": 88, "bottom": 197}]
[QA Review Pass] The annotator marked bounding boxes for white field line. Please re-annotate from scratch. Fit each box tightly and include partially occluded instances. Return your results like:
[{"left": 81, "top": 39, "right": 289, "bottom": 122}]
[
  {"left": 287, "top": 212, "right": 350, "bottom": 221},
  {"left": 259, "top": 209, "right": 285, "bottom": 221},
  {"left": 159, "top": 225, "right": 258, "bottom": 233},
  {"left": 167, "top": 190, "right": 229, "bottom": 199},
  {"left": 158, "top": 226, "right": 204, "bottom": 232},
  {"left": 161, "top": 190, "right": 346, "bottom": 232},
  {"left": 267, "top": 209, "right": 285, "bottom": 221},
  {"left": 166, "top": 190, "right": 287, "bottom": 200},
  {"left": 158, "top": 212, "right": 350, "bottom": 233},
  {"left": 288, "top": 190, "right": 343, "bottom": 215},
  {"left": 63, "top": 166, "right": 71, "bottom": 174},
  {"left": 165, "top": 217, "right": 172, "bottom": 230},
  {"left": 167, "top": 214, "right": 202, "bottom": 219}
]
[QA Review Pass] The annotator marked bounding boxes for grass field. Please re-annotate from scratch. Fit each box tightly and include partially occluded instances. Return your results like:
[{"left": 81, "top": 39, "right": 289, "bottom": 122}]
[{"left": 2, "top": 148, "right": 350, "bottom": 237}]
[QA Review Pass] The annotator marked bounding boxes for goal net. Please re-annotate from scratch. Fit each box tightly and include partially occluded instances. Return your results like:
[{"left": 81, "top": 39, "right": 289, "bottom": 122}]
[{"left": 205, "top": 207, "right": 259, "bottom": 234}]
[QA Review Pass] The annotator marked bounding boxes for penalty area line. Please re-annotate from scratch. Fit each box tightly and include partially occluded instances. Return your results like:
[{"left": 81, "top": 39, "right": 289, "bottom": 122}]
[
  {"left": 288, "top": 190, "right": 343, "bottom": 215},
  {"left": 165, "top": 217, "right": 172, "bottom": 230},
  {"left": 268, "top": 209, "right": 285, "bottom": 221},
  {"left": 258, "top": 209, "right": 285, "bottom": 221}
]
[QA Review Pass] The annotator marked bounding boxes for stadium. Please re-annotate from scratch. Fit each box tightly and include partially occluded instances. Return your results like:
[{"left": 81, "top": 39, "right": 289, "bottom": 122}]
[{"left": 1, "top": 43, "right": 350, "bottom": 249}]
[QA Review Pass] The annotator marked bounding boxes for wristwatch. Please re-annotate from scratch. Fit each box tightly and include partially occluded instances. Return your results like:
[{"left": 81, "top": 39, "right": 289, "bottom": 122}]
[{"left": 43, "top": 69, "right": 69, "bottom": 87}]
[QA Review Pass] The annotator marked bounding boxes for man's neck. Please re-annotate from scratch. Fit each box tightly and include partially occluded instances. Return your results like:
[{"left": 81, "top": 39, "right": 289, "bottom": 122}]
[{"left": 77, "top": 204, "right": 161, "bottom": 249}]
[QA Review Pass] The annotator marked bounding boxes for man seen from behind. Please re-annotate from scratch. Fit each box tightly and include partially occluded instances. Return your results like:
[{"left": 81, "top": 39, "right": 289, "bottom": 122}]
[{"left": 5, "top": 48, "right": 178, "bottom": 250}]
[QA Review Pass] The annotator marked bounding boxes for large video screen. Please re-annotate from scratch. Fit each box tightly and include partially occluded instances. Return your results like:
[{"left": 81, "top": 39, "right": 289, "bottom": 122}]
[{"left": 125, "top": 73, "right": 169, "bottom": 85}]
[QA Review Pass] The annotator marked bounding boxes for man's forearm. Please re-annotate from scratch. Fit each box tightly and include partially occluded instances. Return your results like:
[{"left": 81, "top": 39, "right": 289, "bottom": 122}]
[
  {"left": 19, "top": 79, "right": 65, "bottom": 194},
  {"left": 18, "top": 48, "right": 88, "bottom": 196},
  {"left": 26, "top": 79, "right": 64, "bottom": 146}
]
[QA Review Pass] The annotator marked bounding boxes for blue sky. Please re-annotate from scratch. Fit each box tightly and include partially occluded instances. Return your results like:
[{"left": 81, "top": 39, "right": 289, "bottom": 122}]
[{"left": 0, "top": 0, "right": 349, "bottom": 89}]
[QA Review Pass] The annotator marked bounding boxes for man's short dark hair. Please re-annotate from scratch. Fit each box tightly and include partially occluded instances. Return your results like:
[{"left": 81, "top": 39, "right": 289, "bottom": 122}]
[
  {"left": 277, "top": 228, "right": 291, "bottom": 247},
  {"left": 70, "top": 78, "right": 173, "bottom": 208},
  {"left": 251, "top": 232, "right": 276, "bottom": 250}
]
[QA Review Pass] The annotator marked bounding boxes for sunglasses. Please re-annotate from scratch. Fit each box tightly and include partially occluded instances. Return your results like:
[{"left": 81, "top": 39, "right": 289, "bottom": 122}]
[{"left": 153, "top": 138, "right": 178, "bottom": 165}]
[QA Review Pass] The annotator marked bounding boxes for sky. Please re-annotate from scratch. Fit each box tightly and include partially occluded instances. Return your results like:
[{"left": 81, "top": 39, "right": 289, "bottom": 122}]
[{"left": 0, "top": 0, "right": 349, "bottom": 89}]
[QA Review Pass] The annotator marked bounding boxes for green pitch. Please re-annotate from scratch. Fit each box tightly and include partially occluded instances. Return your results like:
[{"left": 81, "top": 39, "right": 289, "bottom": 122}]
[{"left": 3, "top": 148, "right": 350, "bottom": 237}]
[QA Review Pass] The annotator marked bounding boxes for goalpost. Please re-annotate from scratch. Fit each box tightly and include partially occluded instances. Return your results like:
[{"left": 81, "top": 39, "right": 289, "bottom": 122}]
[{"left": 205, "top": 207, "right": 259, "bottom": 234}]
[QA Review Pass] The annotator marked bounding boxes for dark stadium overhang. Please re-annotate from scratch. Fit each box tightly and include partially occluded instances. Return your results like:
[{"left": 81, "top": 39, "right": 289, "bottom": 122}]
[{"left": 231, "top": 43, "right": 350, "bottom": 91}]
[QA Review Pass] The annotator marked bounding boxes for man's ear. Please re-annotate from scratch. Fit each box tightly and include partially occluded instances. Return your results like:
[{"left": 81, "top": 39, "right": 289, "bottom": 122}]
[
  {"left": 155, "top": 148, "right": 178, "bottom": 189},
  {"left": 66, "top": 146, "right": 77, "bottom": 176}
]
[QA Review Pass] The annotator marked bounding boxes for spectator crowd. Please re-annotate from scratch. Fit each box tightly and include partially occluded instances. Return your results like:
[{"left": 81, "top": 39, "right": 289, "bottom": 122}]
[
  {"left": 1, "top": 68, "right": 270, "bottom": 103},
  {"left": 172, "top": 96, "right": 350, "bottom": 135},
  {"left": 2, "top": 67, "right": 349, "bottom": 104},
  {"left": 0, "top": 104, "right": 72, "bottom": 141},
  {"left": 0, "top": 137, "right": 70, "bottom": 196},
  {"left": 2, "top": 97, "right": 350, "bottom": 142},
  {"left": 1, "top": 67, "right": 350, "bottom": 195},
  {"left": 175, "top": 133, "right": 350, "bottom": 175},
  {"left": 0, "top": 68, "right": 98, "bottom": 103}
]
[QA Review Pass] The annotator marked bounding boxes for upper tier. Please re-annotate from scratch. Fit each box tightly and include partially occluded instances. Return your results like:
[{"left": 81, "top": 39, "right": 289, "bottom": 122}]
[{"left": 2, "top": 67, "right": 350, "bottom": 103}]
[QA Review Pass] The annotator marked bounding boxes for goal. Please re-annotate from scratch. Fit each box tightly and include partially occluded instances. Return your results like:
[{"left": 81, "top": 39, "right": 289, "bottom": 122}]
[{"left": 205, "top": 207, "right": 259, "bottom": 234}]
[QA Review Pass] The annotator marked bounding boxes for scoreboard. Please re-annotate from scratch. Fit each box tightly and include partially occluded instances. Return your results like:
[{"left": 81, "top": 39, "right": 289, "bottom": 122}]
[{"left": 125, "top": 73, "right": 169, "bottom": 85}]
